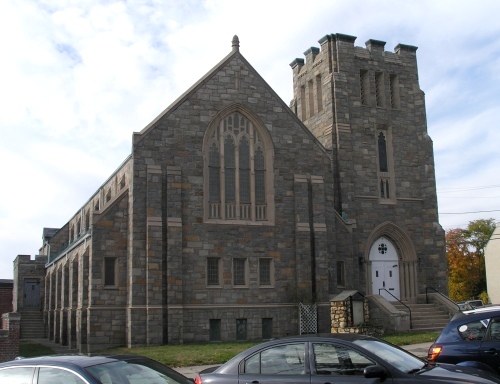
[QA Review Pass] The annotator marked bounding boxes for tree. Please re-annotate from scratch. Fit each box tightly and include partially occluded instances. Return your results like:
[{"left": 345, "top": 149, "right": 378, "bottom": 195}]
[{"left": 446, "top": 218, "right": 496, "bottom": 302}]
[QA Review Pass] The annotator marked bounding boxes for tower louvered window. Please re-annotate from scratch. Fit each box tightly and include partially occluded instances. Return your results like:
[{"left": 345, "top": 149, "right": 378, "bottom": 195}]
[
  {"left": 375, "top": 72, "right": 385, "bottom": 107},
  {"left": 389, "top": 74, "right": 400, "bottom": 109},
  {"left": 360, "top": 69, "right": 369, "bottom": 105},
  {"left": 207, "top": 111, "right": 269, "bottom": 222}
]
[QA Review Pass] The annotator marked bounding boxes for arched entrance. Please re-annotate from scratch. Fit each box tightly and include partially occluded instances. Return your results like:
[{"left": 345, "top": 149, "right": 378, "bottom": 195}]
[
  {"left": 365, "top": 222, "right": 418, "bottom": 302},
  {"left": 370, "top": 237, "right": 400, "bottom": 301}
]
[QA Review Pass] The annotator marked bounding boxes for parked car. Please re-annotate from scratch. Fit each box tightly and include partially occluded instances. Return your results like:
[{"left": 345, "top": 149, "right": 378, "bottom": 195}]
[
  {"left": 195, "top": 334, "right": 500, "bottom": 384},
  {"left": 428, "top": 306, "right": 500, "bottom": 374},
  {"left": 457, "top": 300, "right": 485, "bottom": 310},
  {"left": 468, "top": 300, "right": 485, "bottom": 308},
  {"left": 0, "top": 354, "right": 194, "bottom": 384}
]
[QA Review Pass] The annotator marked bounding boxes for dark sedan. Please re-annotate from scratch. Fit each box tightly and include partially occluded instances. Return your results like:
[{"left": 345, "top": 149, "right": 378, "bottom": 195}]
[
  {"left": 195, "top": 333, "right": 500, "bottom": 384},
  {"left": 0, "top": 354, "right": 194, "bottom": 384}
]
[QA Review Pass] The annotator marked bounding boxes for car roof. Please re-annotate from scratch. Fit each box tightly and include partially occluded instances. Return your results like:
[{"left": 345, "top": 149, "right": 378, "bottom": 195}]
[
  {"left": 452, "top": 306, "right": 500, "bottom": 321},
  {"left": 462, "top": 305, "right": 500, "bottom": 314},
  {"left": 210, "top": 333, "right": 404, "bottom": 376},
  {"left": 0, "top": 354, "right": 149, "bottom": 369},
  {"left": 289, "top": 333, "right": 377, "bottom": 341},
  {"left": 218, "top": 334, "right": 379, "bottom": 366}
]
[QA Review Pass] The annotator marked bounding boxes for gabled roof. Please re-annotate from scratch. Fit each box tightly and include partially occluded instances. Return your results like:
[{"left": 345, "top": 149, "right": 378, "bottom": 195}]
[
  {"left": 133, "top": 36, "right": 328, "bottom": 155},
  {"left": 331, "top": 290, "right": 364, "bottom": 301}
]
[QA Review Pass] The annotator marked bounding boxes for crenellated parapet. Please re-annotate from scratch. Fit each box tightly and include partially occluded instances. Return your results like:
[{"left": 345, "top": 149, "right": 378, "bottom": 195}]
[
  {"left": 291, "top": 33, "right": 418, "bottom": 84},
  {"left": 290, "top": 32, "right": 421, "bottom": 130}
]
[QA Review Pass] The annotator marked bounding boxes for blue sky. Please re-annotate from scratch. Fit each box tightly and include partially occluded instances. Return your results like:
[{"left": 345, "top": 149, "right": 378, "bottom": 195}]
[{"left": 0, "top": 0, "right": 499, "bottom": 279}]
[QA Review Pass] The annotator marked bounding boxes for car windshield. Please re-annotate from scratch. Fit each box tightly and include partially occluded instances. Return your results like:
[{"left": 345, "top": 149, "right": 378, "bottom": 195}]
[
  {"left": 353, "top": 339, "right": 425, "bottom": 373},
  {"left": 86, "top": 360, "right": 190, "bottom": 384}
]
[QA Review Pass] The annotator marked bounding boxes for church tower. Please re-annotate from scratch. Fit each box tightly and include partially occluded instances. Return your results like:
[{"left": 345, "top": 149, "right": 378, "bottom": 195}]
[{"left": 290, "top": 34, "right": 447, "bottom": 302}]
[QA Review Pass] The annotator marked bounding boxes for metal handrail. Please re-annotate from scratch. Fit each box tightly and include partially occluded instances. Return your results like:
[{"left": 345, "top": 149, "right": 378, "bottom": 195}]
[
  {"left": 379, "top": 289, "right": 412, "bottom": 329},
  {"left": 426, "top": 287, "right": 460, "bottom": 311}
]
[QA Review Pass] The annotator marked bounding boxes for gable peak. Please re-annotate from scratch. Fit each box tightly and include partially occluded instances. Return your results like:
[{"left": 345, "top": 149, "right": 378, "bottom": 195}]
[{"left": 232, "top": 35, "right": 240, "bottom": 52}]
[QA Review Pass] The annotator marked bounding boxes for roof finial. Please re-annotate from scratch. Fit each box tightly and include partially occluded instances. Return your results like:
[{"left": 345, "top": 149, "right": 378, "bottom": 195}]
[{"left": 232, "top": 35, "right": 240, "bottom": 52}]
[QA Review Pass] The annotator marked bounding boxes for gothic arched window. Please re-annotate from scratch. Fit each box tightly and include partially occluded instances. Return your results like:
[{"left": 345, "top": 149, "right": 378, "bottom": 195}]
[
  {"left": 205, "top": 110, "right": 274, "bottom": 223},
  {"left": 378, "top": 132, "right": 388, "bottom": 172},
  {"left": 376, "top": 129, "right": 395, "bottom": 201}
]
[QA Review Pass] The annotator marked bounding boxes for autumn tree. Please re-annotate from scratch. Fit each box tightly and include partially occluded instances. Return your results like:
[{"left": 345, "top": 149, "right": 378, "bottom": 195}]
[{"left": 447, "top": 218, "right": 496, "bottom": 302}]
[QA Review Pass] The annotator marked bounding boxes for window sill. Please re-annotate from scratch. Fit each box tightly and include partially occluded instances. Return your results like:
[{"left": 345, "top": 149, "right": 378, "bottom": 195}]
[
  {"left": 204, "top": 218, "right": 274, "bottom": 226},
  {"left": 378, "top": 199, "right": 397, "bottom": 205}
]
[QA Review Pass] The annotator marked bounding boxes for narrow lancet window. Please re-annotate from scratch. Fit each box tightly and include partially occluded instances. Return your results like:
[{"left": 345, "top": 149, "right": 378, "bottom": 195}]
[
  {"left": 377, "top": 130, "right": 394, "bottom": 200},
  {"left": 239, "top": 137, "right": 250, "bottom": 203},
  {"left": 308, "top": 80, "right": 314, "bottom": 117},
  {"left": 224, "top": 136, "right": 236, "bottom": 203},
  {"left": 378, "top": 132, "right": 388, "bottom": 172},
  {"left": 316, "top": 75, "right": 323, "bottom": 112},
  {"left": 300, "top": 86, "right": 306, "bottom": 119},
  {"left": 209, "top": 145, "right": 220, "bottom": 202}
]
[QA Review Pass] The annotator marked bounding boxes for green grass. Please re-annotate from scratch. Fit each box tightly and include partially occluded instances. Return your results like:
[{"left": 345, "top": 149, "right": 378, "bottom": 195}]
[
  {"left": 19, "top": 342, "right": 55, "bottom": 358},
  {"left": 105, "top": 342, "right": 261, "bottom": 367},
  {"left": 382, "top": 332, "right": 439, "bottom": 346},
  {"left": 19, "top": 332, "right": 439, "bottom": 367}
]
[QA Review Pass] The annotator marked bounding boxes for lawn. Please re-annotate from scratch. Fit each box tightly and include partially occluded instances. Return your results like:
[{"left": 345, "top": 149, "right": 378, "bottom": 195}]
[
  {"left": 19, "top": 341, "right": 55, "bottom": 358},
  {"left": 20, "top": 331, "right": 439, "bottom": 367}
]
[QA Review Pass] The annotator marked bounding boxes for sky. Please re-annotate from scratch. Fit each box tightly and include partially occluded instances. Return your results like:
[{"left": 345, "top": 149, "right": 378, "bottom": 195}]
[{"left": 0, "top": 0, "right": 499, "bottom": 280}]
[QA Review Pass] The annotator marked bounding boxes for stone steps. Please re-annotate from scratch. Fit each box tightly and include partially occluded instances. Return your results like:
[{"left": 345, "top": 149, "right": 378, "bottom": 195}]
[
  {"left": 20, "top": 311, "right": 46, "bottom": 339},
  {"left": 392, "top": 302, "right": 451, "bottom": 332}
]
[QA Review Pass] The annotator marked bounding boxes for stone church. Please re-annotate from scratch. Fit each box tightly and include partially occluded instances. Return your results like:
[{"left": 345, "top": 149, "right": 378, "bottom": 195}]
[{"left": 13, "top": 33, "right": 447, "bottom": 352}]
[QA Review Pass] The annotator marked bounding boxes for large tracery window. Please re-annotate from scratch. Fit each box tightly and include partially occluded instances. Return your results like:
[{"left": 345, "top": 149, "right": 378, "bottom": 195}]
[{"left": 206, "top": 111, "right": 271, "bottom": 222}]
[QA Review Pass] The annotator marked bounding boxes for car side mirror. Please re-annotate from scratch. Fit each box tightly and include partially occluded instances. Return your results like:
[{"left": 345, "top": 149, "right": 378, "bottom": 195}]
[{"left": 364, "top": 365, "right": 387, "bottom": 379}]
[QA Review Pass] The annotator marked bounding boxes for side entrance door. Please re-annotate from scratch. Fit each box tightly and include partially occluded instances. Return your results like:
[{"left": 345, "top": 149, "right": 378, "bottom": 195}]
[
  {"left": 24, "top": 279, "right": 41, "bottom": 309},
  {"left": 370, "top": 237, "right": 400, "bottom": 301}
]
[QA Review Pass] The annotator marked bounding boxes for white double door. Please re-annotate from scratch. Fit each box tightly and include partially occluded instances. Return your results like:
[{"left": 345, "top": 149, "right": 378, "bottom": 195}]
[{"left": 370, "top": 237, "right": 400, "bottom": 301}]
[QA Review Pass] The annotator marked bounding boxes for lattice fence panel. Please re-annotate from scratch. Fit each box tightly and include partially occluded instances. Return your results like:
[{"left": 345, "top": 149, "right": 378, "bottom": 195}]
[{"left": 299, "top": 303, "right": 317, "bottom": 334}]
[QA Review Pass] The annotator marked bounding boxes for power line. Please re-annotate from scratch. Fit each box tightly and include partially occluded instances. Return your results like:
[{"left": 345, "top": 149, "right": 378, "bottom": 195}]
[
  {"left": 441, "top": 196, "right": 499, "bottom": 199},
  {"left": 440, "top": 209, "right": 500, "bottom": 215},
  {"left": 439, "top": 184, "right": 500, "bottom": 193}
]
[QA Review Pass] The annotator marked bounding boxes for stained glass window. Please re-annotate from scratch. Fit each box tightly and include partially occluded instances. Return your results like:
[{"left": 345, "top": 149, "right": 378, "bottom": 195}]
[{"left": 206, "top": 111, "right": 268, "bottom": 221}]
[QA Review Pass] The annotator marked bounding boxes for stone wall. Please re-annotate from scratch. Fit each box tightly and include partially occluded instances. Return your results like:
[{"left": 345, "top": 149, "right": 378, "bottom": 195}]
[
  {"left": 330, "top": 298, "right": 372, "bottom": 334},
  {"left": 0, "top": 313, "right": 20, "bottom": 362},
  {"left": 173, "top": 306, "right": 299, "bottom": 343},
  {"left": 131, "top": 49, "right": 336, "bottom": 345}
]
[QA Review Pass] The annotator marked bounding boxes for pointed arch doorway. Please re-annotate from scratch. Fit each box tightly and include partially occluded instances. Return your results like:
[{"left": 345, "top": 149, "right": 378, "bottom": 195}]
[
  {"left": 365, "top": 222, "right": 419, "bottom": 303},
  {"left": 370, "top": 237, "right": 400, "bottom": 301}
]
